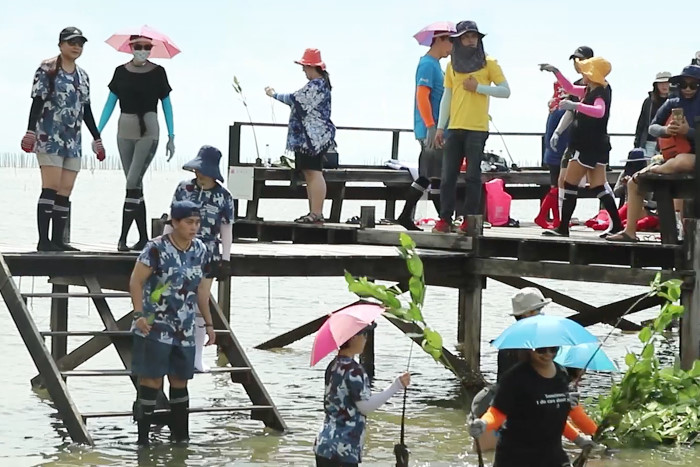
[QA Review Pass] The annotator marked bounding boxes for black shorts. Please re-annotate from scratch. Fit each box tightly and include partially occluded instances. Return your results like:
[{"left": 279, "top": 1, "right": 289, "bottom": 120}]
[
  {"left": 547, "top": 164, "right": 561, "bottom": 186},
  {"left": 296, "top": 151, "right": 325, "bottom": 171},
  {"left": 418, "top": 140, "right": 443, "bottom": 179},
  {"left": 570, "top": 149, "right": 609, "bottom": 169}
]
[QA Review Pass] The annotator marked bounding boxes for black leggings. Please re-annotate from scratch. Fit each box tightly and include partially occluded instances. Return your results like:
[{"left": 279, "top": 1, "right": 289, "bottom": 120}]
[
  {"left": 547, "top": 163, "right": 561, "bottom": 187},
  {"left": 315, "top": 454, "right": 358, "bottom": 467}
]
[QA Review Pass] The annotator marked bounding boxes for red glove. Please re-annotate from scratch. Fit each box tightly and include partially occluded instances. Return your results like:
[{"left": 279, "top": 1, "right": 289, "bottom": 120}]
[
  {"left": 21, "top": 131, "right": 36, "bottom": 153},
  {"left": 92, "top": 139, "right": 106, "bottom": 161}
]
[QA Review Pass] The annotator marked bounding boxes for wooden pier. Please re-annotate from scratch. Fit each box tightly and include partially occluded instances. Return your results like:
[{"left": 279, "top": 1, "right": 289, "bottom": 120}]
[{"left": 2, "top": 120, "right": 699, "bottom": 446}]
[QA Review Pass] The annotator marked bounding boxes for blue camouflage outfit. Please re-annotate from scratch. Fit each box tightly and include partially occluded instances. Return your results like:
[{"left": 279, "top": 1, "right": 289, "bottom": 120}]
[
  {"left": 314, "top": 356, "right": 371, "bottom": 465},
  {"left": 131, "top": 233, "right": 211, "bottom": 379},
  {"left": 171, "top": 180, "right": 234, "bottom": 268}
]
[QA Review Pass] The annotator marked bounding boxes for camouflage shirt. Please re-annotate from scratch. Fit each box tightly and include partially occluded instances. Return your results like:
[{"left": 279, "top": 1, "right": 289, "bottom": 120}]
[
  {"left": 31, "top": 58, "right": 91, "bottom": 158},
  {"left": 314, "top": 356, "right": 371, "bottom": 463},
  {"left": 131, "top": 235, "right": 211, "bottom": 347},
  {"left": 172, "top": 179, "right": 235, "bottom": 260}
]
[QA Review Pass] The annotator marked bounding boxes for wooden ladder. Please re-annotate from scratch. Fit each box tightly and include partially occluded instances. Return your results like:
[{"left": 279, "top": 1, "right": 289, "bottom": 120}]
[{"left": 0, "top": 256, "right": 286, "bottom": 445}]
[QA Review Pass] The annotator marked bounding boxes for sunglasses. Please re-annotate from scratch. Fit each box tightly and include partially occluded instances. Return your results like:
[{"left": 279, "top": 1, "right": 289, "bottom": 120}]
[
  {"left": 534, "top": 346, "right": 560, "bottom": 355},
  {"left": 133, "top": 44, "right": 153, "bottom": 51},
  {"left": 65, "top": 38, "right": 85, "bottom": 47},
  {"left": 679, "top": 81, "right": 699, "bottom": 90}
]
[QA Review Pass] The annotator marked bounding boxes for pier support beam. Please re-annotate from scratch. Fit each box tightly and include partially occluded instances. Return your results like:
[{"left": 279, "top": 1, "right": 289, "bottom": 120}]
[
  {"left": 50, "top": 284, "right": 68, "bottom": 361},
  {"left": 680, "top": 219, "right": 700, "bottom": 369},
  {"left": 458, "top": 216, "right": 484, "bottom": 375}
]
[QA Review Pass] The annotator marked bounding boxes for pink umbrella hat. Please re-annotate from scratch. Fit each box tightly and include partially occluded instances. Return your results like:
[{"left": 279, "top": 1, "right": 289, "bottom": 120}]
[
  {"left": 413, "top": 21, "right": 456, "bottom": 47},
  {"left": 311, "top": 302, "right": 384, "bottom": 366},
  {"left": 106, "top": 25, "right": 181, "bottom": 59}
]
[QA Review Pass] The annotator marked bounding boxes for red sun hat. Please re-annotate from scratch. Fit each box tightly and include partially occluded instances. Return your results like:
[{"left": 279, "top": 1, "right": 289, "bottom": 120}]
[{"left": 295, "top": 48, "right": 326, "bottom": 70}]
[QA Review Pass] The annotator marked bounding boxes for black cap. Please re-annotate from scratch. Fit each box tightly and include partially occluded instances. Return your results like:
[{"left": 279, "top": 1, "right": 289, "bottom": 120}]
[
  {"left": 59, "top": 27, "right": 87, "bottom": 44},
  {"left": 450, "top": 20, "right": 486, "bottom": 39},
  {"left": 569, "top": 46, "right": 593, "bottom": 60}
]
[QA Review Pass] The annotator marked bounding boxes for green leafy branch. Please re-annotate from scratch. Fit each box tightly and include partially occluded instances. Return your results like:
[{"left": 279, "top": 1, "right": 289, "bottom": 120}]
[
  {"left": 344, "top": 233, "right": 447, "bottom": 367},
  {"left": 574, "top": 274, "right": 695, "bottom": 465}
]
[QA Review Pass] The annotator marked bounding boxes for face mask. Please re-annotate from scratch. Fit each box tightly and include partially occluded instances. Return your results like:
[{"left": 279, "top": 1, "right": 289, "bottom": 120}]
[{"left": 132, "top": 50, "right": 150, "bottom": 62}]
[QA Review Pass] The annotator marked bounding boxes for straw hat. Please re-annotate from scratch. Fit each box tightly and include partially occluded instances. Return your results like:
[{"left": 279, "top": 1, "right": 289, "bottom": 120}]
[
  {"left": 577, "top": 56, "right": 611, "bottom": 85},
  {"left": 511, "top": 287, "right": 552, "bottom": 316}
]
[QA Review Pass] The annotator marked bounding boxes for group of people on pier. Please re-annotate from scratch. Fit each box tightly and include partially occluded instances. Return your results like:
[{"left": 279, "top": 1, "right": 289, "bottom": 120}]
[{"left": 20, "top": 20, "right": 697, "bottom": 466}]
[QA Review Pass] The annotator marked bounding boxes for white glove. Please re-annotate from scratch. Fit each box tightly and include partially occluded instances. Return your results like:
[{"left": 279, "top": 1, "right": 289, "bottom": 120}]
[
  {"left": 539, "top": 63, "right": 559, "bottom": 73},
  {"left": 468, "top": 418, "right": 487, "bottom": 438},
  {"left": 573, "top": 434, "right": 595, "bottom": 448},
  {"left": 550, "top": 132, "right": 560, "bottom": 151},
  {"left": 558, "top": 100, "right": 579, "bottom": 112},
  {"left": 265, "top": 86, "right": 275, "bottom": 97},
  {"left": 166, "top": 135, "right": 175, "bottom": 162}
]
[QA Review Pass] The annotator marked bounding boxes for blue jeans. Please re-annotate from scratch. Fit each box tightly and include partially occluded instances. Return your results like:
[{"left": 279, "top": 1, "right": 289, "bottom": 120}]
[{"left": 440, "top": 129, "right": 489, "bottom": 221}]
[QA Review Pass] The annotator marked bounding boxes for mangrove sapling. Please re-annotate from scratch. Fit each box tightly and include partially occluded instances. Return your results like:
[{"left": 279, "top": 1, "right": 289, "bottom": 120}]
[{"left": 574, "top": 274, "right": 699, "bottom": 466}]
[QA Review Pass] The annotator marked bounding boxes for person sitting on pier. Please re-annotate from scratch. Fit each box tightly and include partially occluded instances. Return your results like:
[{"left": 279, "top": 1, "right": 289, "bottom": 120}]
[
  {"left": 165, "top": 145, "right": 234, "bottom": 372},
  {"left": 539, "top": 56, "right": 622, "bottom": 239},
  {"left": 265, "top": 48, "right": 336, "bottom": 224},
  {"left": 129, "top": 200, "right": 216, "bottom": 446},
  {"left": 469, "top": 346, "right": 595, "bottom": 467},
  {"left": 314, "top": 323, "right": 410, "bottom": 467},
  {"left": 432, "top": 20, "right": 511, "bottom": 234},
  {"left": 22, "top": 27, "right": 105, "bottom": 252},
  {"left": 606, "top": 65, "right": 700, "bottom": 243},
  {"left": 396, "top": 26, "right": 453, "bottom": 230}
]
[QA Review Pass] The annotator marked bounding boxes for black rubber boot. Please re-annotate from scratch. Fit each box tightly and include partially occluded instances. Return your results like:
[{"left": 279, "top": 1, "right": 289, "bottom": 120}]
[
  {"left": 169, "top": 387, "right": 189, "bottom": 444},
  {"left": 429, "top": 178, "right": 441, "bottom": 214},
  {"left": 135, "top": 385, "right": 158, "bottom": 446},
  {"left": 397, "top": 176, "right": 430, "bottom": 231},
  {"left": 119, "top": 189, "right": 140, "bottom": 251},
  {"left": 37, "top": 189, "right": 60, "bottom": 251},
  {"left": 131, "top": 191, "right": 149, "bottom": 251},
  {"left": 51, "top": 195, "right": 79, "bottom": 251}
]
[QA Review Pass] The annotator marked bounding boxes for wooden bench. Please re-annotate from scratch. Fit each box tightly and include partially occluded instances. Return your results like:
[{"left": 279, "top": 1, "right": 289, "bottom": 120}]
[
  {"left": 237, "top": 166, "right": 621, "bottom": 222},
  {"left": 636, "top": 173, "right": 696, "bottom": 244}
]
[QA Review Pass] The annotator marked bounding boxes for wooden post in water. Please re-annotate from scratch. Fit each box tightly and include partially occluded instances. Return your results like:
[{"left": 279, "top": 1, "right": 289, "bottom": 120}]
[
  {"left": 680, "top": 219, "right": 700, "bottom": 369},
  {"left": 458, "top": 215, "right": 484, "bottom": 374}
]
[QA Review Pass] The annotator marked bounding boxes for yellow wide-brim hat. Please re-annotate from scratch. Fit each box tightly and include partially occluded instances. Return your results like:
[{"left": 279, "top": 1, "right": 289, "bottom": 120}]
[{"left": 578, "top": 56, "right": 611, "bottom": 85}]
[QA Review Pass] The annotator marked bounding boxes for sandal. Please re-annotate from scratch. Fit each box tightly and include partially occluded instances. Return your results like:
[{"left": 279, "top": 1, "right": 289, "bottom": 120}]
[
  {"left": 295, "top": 213, "right": 325, "bottom": 224},
  {"left": 605, "top": 232, "right": 638, "bottom": 243}
]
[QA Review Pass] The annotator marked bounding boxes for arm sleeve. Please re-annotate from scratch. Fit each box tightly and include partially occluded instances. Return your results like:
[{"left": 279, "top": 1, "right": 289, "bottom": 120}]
[
  {"left": 569, "top": 405, "right": 598, "bottom": 435},
  {"left": 563, "top": 421, "right": 581, "bottom": 441},
  {"left": 554, "top": 71, "right": 586, "bottom": 98},
  {"left": 161, "top": 96, "right": 174, "bottom": 137},
  {"left": 575, "top": 97, "right": 606, "bottom": 118},
  {"left": 649, "top": 124, "right": 667, "bottom": 138},
  {"left": 416, "top": 86, "right": 435, "bottom": 127},
  {"left": 476, "top": 80, "right": 511, "bottom": 98},
  {"left": 97, "top": 92, "right": 118, "bottom": 133},
  {"left": 481, "top": 406, "right": 507, "bottom": 431},
  {"left": 273, "top": 93, "right": 293, "bottom": 105},
  {"left": 82, "top": 103, "right": 101, "bottom": 140},
  {"left": 437, "top": 87, "right": 452, "bottom": 130},
  {"left": 355, "top": 378, "right": 403, "bottom": 415},
  {"left": 27, "top": 97, "right": 44, "bottom": 131},
  {"left": 220, "top": 223, "right": 232, "bottom": 261},
  {"left": 555, "top": 110, "right": 574, "bottom": 134}
]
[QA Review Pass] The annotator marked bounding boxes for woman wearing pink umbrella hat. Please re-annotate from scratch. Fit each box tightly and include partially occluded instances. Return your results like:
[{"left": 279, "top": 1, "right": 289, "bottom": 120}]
[
  {"left": 312, "top": 304, "right": 410, "bottom": 466},
  {"left": 98, "top": 27, "right": 178, "bottom": 251}
]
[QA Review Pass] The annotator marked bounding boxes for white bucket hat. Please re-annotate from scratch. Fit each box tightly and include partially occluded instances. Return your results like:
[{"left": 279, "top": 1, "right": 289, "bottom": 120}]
[
  {"left": 511, "top": 287, "right": 552, "bottom": 316},
  {"left": 654, "top": 71, "right": 672, "bottom": 83}
]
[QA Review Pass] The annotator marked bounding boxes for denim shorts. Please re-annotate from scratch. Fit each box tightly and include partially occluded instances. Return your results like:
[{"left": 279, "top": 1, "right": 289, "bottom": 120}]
[{"left": 131, "top": 335, "right": 196, "bottom": 380}]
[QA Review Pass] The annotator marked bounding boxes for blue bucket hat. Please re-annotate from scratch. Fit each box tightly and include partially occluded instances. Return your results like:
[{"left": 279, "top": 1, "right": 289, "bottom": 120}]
[
  {"left": 170, "top": 200, "right": 201, "bottom": 220},
  {"left": 624, "top": 148, "right": 647, "bottom": 177},
  {"left": 670, "top": 65, "right": 700, "bottom": 85},
  {"left": 183, "top": 145, "right": 224, "bottom": 182}
]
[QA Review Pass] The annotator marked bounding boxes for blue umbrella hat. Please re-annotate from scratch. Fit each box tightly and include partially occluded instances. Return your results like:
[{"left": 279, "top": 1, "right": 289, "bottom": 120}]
[
  {"left": 555, "top": 342, "right": 618, "bottom": 372},
  {"left": 491, "top": 314, "right": 598, "bottom": 350},
  {"left": 183, "top": 145, "right": 224, "bottom": 182}
]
